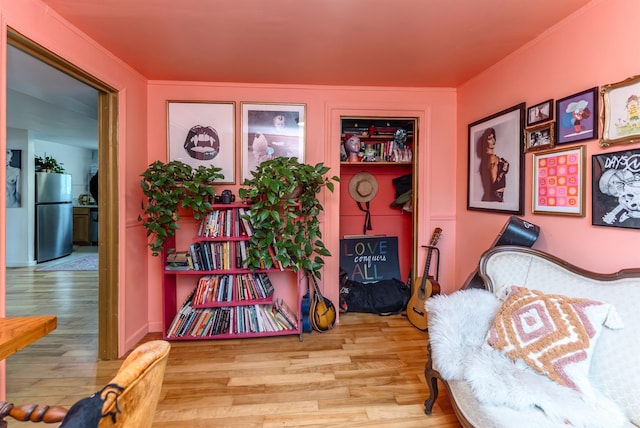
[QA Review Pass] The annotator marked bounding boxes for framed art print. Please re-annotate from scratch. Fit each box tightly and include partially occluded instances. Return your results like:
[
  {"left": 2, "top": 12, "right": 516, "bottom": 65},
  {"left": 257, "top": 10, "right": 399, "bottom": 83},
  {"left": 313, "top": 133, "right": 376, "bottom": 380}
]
[
  {"left": 532, "top": 145, "right": 585, "bottom": 216},
  {"left": 600, "top": 75, "right": 640, "bottom": 148},
  {"left": 525, "top": 122, "right": 555, "bottom": 153},
  {"left": 555, "top": 87, "right": 598, "bottom": 145},
  {"left": 467, "top": 103, "right": 525, "bottom": 215},
  {"left": 241, "top": 102, "right": 306, "bottom": 182},
  {"left": 592, "top": 147, "right": 640, "bottom": 229},
  {"left": 6, "top": 149, "right": 21, "bottom": 208},
  {"left": 167, "top": 101, "right": 236, "bottom": 184},
  {"left": 527, "top": 99, "right": 553, "bottom": 126}
]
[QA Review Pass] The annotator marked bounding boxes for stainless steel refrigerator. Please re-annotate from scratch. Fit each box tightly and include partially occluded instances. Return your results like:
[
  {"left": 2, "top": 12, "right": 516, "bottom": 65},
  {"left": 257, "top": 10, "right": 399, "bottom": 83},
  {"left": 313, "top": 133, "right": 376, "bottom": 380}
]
[{"left": 35, "top": 172, "right": 73, "bottom": 263}]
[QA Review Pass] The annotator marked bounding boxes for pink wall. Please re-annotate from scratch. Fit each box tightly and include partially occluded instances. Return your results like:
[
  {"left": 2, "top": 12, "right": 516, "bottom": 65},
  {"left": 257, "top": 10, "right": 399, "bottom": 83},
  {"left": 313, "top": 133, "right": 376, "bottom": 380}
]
[
  {"left": 456, "top": 0, "right": 640, "bottom": 286},
  {"left": 6, "top": 0, "right": 635, "bottom": 377},
  {"left": 0, "top": 0, "right": 150, "bottom": 358},
  {"left": 146, "top": 83, "right": 457, "bottom": 327}
]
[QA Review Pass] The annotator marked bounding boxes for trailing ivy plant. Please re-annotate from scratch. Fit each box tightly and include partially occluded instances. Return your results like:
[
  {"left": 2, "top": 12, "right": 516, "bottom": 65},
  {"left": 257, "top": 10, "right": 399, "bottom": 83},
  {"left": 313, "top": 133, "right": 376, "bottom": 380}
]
[
  {"left": 238, "top": 157, "right": 339, "bottom": 279},
  {"left": 138, "top": 160, "right": 223, "bottom": 255}
]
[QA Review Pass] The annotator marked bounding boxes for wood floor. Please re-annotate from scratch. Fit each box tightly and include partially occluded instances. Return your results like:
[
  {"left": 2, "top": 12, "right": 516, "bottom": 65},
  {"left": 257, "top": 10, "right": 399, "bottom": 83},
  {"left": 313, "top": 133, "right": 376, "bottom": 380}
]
[{"left": 5, "top": 251, "right": 460, "bottom": 427}]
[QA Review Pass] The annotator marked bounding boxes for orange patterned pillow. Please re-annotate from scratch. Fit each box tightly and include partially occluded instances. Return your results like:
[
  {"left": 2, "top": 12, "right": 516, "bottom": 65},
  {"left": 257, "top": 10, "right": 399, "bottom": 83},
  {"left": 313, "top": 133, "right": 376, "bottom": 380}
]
[{"left": 487, "top": 285, "right": 621, "bottom": 395}]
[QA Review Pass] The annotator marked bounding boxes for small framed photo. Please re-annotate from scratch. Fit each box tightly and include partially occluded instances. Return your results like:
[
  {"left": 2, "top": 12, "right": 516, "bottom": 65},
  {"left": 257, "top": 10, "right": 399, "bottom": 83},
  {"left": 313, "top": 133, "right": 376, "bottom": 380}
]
[
  {"left": 167, "top": 101, "right": 236, "bottom": 184},
  {"left": 592, "top": 147, "right": 640, "bottom": 229},
  {"left": 532, "top": 145, "right": 585, "bottom": 216},
  {"left": 555, "top": 87, "right": 598, "bottom": 145},
  {"left": 467, "top": 103, "right": 525, "bottom": 215},
  {"left": 525, "top": 122, "right": 555, "bottom": 153},
  {"left": 527, "top": 99, "right": 553, "bottom": 126},
  {"left": 241, "top": 102, "right": 306, "bottom": 182},
  {"left": 600, "top": 75, "right": 640, "bottom": 148}
]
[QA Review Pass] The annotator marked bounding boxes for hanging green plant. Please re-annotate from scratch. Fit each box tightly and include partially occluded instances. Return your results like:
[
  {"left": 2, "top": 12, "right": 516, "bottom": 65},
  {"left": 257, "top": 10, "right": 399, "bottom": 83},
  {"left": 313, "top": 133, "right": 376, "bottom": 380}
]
[
  {"left": 138, "top": 160, "right": 224, "bottom": 255},
  {"left": 238, "top": 157, "right": 339, "bottom": 279}
]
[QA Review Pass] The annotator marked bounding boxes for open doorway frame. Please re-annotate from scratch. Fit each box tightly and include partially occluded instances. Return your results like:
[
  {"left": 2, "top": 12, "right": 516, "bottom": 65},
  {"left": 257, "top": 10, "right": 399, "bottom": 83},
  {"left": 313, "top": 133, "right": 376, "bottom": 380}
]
[{"left": 7, "top": 29, "right": 120, "bottom": 359}]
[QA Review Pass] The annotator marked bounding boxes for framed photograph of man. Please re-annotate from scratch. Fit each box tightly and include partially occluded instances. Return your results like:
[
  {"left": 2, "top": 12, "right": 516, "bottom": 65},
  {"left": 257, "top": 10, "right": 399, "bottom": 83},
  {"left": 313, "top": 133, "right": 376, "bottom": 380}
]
[
  {"left": 167, "top": 101, "right": 236, "bottom": 184},
  {"left": 467, "top": 103, "right": 525, "bottom": 215},
  {"left": 241, "top": 103, "right": 306, "bottom": 182},
  {"left": 592, "top": 147, "right": 640, "bottom": 229}
]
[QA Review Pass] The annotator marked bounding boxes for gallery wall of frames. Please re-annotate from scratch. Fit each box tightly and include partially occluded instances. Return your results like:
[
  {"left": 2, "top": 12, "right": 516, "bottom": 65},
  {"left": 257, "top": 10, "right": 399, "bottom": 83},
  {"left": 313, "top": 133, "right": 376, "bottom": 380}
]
[{"left": 466, "top": 74, "right": 640, "bottom": 230}]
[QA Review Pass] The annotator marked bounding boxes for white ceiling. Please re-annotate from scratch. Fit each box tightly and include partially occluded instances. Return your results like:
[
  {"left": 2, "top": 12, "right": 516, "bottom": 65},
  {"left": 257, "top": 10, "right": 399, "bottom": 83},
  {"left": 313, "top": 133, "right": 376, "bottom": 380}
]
[{"left": 6, "top": 44, "right": 99, "bottom": 149}]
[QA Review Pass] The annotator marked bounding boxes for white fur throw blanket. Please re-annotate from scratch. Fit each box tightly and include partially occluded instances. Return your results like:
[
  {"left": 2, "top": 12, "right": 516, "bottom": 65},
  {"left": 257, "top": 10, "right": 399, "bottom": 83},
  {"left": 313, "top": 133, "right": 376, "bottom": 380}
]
[{"left": 425, "top": 289, "right": 626, "bottom": 428}]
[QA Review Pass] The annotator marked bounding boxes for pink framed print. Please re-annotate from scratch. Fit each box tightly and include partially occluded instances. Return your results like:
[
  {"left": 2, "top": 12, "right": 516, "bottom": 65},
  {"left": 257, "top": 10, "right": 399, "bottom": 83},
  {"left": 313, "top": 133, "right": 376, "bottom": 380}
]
[{"left": 532, "top": 145, "right": 585, "bottom": 216}]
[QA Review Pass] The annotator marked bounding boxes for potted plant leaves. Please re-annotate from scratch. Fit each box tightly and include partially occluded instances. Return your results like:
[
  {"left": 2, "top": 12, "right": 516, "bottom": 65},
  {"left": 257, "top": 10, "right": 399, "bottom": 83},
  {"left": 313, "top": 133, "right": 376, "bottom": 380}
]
[
  {"left": 238, "top": 156, "right": 339, "bottom": 279},
  {"left": 138, "top": 160, "right": 224, "bottom": 255},
  {"left": 35, "top": 154, "right": 65, "bottom": 173}
]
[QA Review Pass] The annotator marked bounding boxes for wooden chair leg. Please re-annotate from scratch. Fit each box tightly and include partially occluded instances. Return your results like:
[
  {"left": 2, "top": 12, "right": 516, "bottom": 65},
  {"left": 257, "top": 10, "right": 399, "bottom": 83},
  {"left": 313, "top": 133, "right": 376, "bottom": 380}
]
[
  {"left": 424, "top": 370, "right": 439, "bottom": 414},
  {"left": 423, "top": 344, "right": 439, "bottom": 415}
]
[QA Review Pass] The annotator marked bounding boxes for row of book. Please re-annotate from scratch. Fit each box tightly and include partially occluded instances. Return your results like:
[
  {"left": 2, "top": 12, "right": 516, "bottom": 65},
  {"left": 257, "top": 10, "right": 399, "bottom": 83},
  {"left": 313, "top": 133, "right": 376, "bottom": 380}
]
[
  {"left": 188, "top": 241, "right": 247, "bottom": 271},
  {"left": 196, "top": 207, "right": 254, "bottom": 238},
  {"left": 363, "top": 141, "right": 411, "bottom": 162},
  {"left": 233, "top": 300, "right": 297, "bottom": 335},
  {"left": 192, "top": 272, "right": 275, "bottom": 306},
  {"left": 167, "top": 288, "right": 298, "bottom": 338}
]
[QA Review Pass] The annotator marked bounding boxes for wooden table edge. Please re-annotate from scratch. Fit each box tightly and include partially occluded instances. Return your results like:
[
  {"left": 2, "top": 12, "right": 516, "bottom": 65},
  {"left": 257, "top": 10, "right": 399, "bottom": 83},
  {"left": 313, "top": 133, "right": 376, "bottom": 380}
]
[{"left": 0, "top": 316, "right": 57, "bottom": 360}]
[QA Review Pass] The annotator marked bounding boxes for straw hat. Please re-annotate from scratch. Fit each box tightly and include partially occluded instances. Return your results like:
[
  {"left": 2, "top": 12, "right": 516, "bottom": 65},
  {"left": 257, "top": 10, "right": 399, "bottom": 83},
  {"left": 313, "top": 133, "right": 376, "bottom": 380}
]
[{"left": 349, "top": 172, "right": 378, "bottom": 203}]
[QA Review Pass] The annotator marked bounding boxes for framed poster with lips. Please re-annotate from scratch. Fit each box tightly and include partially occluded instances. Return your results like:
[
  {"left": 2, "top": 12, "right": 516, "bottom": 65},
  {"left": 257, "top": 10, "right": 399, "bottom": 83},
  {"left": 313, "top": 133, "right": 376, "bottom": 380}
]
[{"left": 167, "top": 101, "right": 236, "bottom": 184}]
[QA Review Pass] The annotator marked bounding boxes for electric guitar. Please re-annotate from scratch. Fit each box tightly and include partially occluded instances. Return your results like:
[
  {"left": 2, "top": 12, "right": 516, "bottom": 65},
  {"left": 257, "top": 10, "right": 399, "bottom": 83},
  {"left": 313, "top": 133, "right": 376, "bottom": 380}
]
[
  {"left": 309, "top": 273, "right": 336, "bottom": 332},
  {"left": 407, "top": 228, "right": 442, "bottom": 331}
]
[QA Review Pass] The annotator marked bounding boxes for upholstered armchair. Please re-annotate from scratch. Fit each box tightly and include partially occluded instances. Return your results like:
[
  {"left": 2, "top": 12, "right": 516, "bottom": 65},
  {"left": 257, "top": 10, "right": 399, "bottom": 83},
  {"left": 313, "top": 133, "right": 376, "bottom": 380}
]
[{"left": 0, "top": 340, "right": 170, "bottom": 427}]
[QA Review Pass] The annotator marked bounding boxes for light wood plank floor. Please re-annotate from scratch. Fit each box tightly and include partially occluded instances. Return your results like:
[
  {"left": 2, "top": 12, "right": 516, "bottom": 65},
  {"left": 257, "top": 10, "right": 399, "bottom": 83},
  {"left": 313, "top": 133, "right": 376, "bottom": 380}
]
[{"left": 5, "top": 253, "right": 460, "bottom": 427}]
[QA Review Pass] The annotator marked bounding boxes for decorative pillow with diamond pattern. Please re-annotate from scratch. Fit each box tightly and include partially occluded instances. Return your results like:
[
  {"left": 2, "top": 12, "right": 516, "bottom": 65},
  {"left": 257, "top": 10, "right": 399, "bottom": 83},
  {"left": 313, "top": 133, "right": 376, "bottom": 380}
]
[{"left": 486, "top": 285, "right": 623, "bottom": 398}]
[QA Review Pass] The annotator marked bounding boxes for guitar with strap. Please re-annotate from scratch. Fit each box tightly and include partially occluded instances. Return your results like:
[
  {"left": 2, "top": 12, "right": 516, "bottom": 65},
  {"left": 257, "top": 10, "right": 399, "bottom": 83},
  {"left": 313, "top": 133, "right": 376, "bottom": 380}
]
[
  {"left": 407, "top": 228, "right": 442, "bottom": 331},
  {"left": 308, "top": 273, "right": 336, "bottom": 333}
]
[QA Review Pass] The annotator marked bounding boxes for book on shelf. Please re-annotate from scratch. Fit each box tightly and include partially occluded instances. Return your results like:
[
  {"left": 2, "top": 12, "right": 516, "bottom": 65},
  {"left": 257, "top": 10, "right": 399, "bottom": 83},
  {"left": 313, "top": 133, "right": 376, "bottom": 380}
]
[
  {"left": 166, "top": 288, "right": 196, "bottom": 337},
  {"left": 165, "top": 251, "right": 191, "bottom": 270},
  {"left": 167, "top": 251, "right": 189, "bottom": 264},
  {"left": 238, "top": 207, "right": 254, "bottom": 236},
  {"left": 165, "top": 264, "right": 192, "bottom": 271},
  {"left": 267, "top": 245, "right": 284, "bottom": 271},
  {"left": 272, "top": 298, "right": 298, "bottom": 329}
]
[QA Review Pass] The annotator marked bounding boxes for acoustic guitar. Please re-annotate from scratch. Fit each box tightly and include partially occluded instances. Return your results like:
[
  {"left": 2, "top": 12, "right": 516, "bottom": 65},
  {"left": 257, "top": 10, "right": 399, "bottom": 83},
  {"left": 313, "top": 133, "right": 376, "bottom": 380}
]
[
  {"left": 407, "top": 228, "right": 442, "bottom": 331},
  {"left": 309, "top": 273, "right": 336, "bottom": 332}
]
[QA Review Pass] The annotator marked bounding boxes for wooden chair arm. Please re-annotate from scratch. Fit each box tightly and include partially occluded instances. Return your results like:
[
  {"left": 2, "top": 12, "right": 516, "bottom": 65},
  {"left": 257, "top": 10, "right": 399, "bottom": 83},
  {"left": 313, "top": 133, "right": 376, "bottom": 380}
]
[{"left": 0, "top": 401, "right": 67, "bottom": 426}]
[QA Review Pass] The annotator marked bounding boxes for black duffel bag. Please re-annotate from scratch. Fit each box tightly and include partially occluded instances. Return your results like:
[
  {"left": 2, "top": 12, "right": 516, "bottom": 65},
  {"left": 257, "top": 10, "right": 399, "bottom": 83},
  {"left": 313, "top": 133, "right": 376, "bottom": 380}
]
[{"left": 341, "top": 277, "right": 410, "bottom": 316}]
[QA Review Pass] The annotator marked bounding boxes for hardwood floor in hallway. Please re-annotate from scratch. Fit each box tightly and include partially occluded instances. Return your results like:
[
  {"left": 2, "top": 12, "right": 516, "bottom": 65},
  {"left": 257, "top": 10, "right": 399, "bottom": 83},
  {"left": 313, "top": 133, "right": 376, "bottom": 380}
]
[{"left": 4, "top": 253, "right": 460, "bottom": 427}]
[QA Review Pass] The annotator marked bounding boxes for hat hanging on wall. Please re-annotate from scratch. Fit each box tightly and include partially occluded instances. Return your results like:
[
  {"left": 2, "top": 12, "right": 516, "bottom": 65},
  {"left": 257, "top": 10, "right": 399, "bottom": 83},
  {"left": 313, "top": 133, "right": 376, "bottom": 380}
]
[
  {"left": 349, "top": 172, "right": 378, "bottom": 234},
  {"left": 349, "top": 172, "right": 378, "bottom": 203}
]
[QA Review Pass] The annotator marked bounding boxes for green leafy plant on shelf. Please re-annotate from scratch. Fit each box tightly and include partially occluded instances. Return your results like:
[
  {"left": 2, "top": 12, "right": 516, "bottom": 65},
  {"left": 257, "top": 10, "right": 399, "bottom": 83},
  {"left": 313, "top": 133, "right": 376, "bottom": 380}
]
[
  {"left": 35, "top": 155, "right": 65, "bottom": 173},
  {"left": 238, "top": 157, "right": 339, "bottom": 279},
  {"left": 138, "top": 160, "right": 224, "bottom": 256}
]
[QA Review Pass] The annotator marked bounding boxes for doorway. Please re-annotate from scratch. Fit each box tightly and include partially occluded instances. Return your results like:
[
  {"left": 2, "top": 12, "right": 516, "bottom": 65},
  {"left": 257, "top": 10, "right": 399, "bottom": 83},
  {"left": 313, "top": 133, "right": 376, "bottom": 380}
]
[{"left": 5, "top": 30, "right": 119, "bottom": 359}]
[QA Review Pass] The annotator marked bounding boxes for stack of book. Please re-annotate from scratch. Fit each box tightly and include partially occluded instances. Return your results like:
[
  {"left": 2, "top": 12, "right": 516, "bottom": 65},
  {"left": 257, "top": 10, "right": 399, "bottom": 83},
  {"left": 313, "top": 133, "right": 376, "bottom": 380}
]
[{"left": 165, "top": 251, "right": 192, "bottom": 270}]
